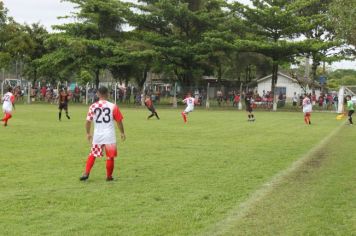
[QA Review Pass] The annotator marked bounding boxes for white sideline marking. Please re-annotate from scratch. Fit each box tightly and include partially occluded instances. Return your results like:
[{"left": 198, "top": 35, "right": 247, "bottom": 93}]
[{"left": 201, "top": 124, "right": 344, "bottom": 236}]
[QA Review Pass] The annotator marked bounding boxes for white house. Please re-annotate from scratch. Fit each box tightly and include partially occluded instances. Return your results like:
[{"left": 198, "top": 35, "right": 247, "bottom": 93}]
[{"left": 256, "top": 72, "right": 320, "bottom": 100}]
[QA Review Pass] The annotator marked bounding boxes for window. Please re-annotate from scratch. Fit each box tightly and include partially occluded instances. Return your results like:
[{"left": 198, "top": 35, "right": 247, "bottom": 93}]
[{"left": 275, "top": 87, "right": 286, "bottom": 95}]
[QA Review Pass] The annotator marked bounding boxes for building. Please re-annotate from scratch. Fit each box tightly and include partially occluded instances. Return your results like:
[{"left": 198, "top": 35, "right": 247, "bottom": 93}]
[{"left": 256, "top": 72, "right": 321, "bottom": 100}]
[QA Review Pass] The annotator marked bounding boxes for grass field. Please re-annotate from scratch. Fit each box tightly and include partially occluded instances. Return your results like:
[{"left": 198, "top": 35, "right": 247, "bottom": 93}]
[{"left": 0, "top": 104, "right": 355, "bottom": 235}]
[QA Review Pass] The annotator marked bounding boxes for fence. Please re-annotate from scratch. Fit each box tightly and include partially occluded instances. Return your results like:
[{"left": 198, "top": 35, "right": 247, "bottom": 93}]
[
  {"left": 1, "top": 81, "right": 347, "bottom": 113},
  {"left": 142, "top": 83, "right": 343, "bottom": 113}
]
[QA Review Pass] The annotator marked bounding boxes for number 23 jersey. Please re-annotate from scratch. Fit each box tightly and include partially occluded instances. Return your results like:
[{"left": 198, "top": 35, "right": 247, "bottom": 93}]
[{"left": 86, "top": 100, "right": 123, "bottom": 145}]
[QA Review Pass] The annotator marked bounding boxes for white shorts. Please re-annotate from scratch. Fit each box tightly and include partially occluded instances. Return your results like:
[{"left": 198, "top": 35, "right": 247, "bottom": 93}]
[
  {"left": 2, "top": 108, "right": 12, "bottom": 114},
  {"left": 184, "top": 107, "right": 194, "bottom": 113}
]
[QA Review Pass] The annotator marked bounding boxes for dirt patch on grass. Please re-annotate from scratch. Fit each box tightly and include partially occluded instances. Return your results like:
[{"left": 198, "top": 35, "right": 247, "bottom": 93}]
[
  {"left": 290, "top": 149, "right": 328, "bottom": 181},
  {"left": 290, "top": 130, "right": 343, "bottom": 182}
]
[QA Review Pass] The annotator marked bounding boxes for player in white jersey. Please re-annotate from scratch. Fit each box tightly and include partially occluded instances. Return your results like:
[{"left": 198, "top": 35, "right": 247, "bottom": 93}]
[
  {"left": 80, "top": 87, "right": 126, "bottom": 181},
  {"left": 1, "top": 87, "right": 15, "bottom": 127},
  {"left": 302, "top": 94, "right": 312, "bottom": 125},
  {"left": 181, "top": 93, "right": 196, "bottom": 123}
]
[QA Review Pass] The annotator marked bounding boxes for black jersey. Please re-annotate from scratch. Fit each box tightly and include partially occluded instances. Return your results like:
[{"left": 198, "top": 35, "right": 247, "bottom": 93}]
[{"left": 245, "top": 96, "right": 253, "bottom": 112}]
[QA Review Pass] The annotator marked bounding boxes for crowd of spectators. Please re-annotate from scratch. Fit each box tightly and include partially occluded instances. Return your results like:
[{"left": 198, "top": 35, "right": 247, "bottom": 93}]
[{"left": 4, "top": 83, "right": 342, "bottom": 112}]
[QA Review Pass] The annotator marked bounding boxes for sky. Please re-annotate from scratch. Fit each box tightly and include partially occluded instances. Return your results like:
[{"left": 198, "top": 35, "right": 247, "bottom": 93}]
[
  {"left": 2, "top": 0, "right": 355, "bottom": 70},
  {"left": 2, "top": 0, "right": 76, "bottom": 29}
]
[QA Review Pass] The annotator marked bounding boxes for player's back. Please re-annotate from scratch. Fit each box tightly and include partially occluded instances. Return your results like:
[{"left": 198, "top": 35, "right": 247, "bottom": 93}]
[
  {"left": 87, "top": 100, "right": 122, "bottom": 144},
  {"left": 303, "top": 97, "right": 312, "bottom": 112},
  {"left": 184, "top": 97, "right": 195, "bottom": 108},
  {"left": 2, "top": 92, "right": 14, "bottom": 110}
]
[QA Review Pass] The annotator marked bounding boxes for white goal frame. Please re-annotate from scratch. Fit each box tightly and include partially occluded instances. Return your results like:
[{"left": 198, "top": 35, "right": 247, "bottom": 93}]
[{"left": 338, "top": 85, "right": 356, "bottom": 114}]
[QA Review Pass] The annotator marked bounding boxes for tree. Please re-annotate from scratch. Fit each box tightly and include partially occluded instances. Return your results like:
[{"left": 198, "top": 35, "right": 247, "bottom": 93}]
[
  {"left": 0, "top": 2, "right": 48, "bottom": 82},
  {"left": 222, "top": 52, "right": 272, "bottom": 83},
  {"left": 22, "top": 23, "right": 48, "bottom": 84},
  {"left": 231, "top": 0, "right": 314, "bottom": 96},
  {"left": 0, "top": 2, "right": 6, "bottom": 25},
  {"left": 131, "top": 0, "right": 228, "bottom": 86},
  {"left": 330, "top": 0, "right": 356, "bottom": 47},
  {"left": 107, "top": 34, "right": 157, "bottom": 90},
  {"left": 1, "top": 20, "right": 36, "bottom": 79},
  {"left": 0, "top": 2, "right": 11, "bottom": 70},
  {"left": 298, "top": 0, "right": 342, "bottom": 80},
  {"left": 39, "top": 0, "right": 131, "bottom": 88}
]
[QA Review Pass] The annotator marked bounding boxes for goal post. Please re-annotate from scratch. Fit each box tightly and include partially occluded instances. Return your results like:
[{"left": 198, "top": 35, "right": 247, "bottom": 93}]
[
  {"left": 338, "top": 85, "right": 356, "bottom": 114},
  {"left": 337, "top": 86, "right": 344, "bottom": 114}
]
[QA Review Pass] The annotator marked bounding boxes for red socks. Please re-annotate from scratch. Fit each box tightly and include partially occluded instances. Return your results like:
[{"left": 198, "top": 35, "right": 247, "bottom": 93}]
[
  {"left": 85, "top": 155, "right": 96, "bottom": 175},
  {"left": 84, "top": 156, "right": 115, "bottom": 178},
  {"left": 106, "top": 158, "right": 114, "bottom": 178},
  {"left": 2, "top": 113, "right": 12, "bottom": 124},
  {"left": 181, "top": 112, "right": 187, "bottom": 123}
]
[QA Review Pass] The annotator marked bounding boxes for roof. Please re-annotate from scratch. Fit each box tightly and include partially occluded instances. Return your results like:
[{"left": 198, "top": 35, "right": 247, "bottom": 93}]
[{"left": 256, "top": 72, "right": 298, "bottom": 83}]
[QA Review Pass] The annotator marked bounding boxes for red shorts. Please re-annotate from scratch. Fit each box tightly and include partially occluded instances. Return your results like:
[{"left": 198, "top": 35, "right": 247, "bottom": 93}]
[
  {"left": 89, "top": 144, "right": 117, "bottom": 158},
  {"left": 304, "top": 112, "right": 311, "bottom": 117}
]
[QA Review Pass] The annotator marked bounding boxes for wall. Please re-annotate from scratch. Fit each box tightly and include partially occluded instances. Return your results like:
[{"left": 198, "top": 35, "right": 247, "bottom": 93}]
[{"left": 257, "top": 75, "right": 321, "bottom": 100}]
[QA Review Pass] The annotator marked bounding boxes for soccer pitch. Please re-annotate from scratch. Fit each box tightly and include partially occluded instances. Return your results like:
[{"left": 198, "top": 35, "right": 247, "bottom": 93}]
[{"left": 1, "top": 104, "right": 355, "bottom": 235}]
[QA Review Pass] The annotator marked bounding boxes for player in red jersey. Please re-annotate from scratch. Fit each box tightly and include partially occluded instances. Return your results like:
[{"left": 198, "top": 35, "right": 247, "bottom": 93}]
[
  {"left": 1, "top": 87, "right": 15, "bottom": 127},
  {"left": 80, "top": 87, "right": 126, "bottom": 181},
  {"left": 145, "top": 95, "right": 160, "bottom": 120},
  {"left": 58, "top": 87, "right": 71, "bottom": 121},
  {"left": 181, "top": 93, "right": 195, "bottom": 123}
]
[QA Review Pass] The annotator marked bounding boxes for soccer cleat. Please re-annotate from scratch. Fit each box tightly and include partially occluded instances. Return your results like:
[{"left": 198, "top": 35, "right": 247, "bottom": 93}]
[
  {"left": 309, "top": 121, "right": 311, "bottom": 125},
  {"left": 106, "top": 176, "right": 114, "bottom": 181},
  {"left": 79, "top": 174, "right": 89, "bottom": 181},
  {"left": 66, "top": 115, "right": 71, "bottom": 120}
]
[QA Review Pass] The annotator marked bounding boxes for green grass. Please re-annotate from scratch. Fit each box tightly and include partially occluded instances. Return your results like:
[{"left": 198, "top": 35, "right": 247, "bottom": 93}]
[
  {"left": 0, "top": 104, "right": 353, "bottom": 235},
  {"left": 219, "top": 124, "right": 356, "bottom": 236}
]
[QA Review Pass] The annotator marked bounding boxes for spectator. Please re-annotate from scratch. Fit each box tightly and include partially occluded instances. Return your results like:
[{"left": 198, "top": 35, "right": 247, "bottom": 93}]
[
  {"left": 327, "top": 93, "right": 333, "bottom": 110},
  {"left": 292, "top": 92, "right": 298, "bottom": 108},
  {"left": 41, "top": 86, "right": 47, "bottom": 101},
  {"left": 311, "top": 93, "right": 317, "bottom": 106},
  {"left": 277, "top": 92, "right": 285, "bottom": 107},
  {"left": 318, "top": 94, "right": 324, "bottom": 107},
  {"left": 74, "top": 86, "right": 80, "bottom": 103},
  {"left": 125, "top": 87, "right": 131, "bottom": 104},
  {"left": 81, "top": 87, "right": 86, "bottom": 103},
  {"left": 233, "top": 93, "right": 240, "bottom": 107},
  {"left": 333, "top": 93, "right": 338, "bottom": 112},
  {"left": 217, "top": 90, "right": 223, "bottom": 106}
]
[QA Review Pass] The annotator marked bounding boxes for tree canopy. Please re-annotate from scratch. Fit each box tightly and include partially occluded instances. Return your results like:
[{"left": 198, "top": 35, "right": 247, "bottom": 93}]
[{"left": 0, "top": 0, "right": 354, "bottom": 91}]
